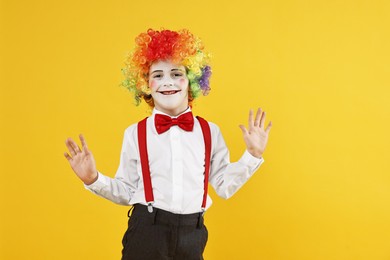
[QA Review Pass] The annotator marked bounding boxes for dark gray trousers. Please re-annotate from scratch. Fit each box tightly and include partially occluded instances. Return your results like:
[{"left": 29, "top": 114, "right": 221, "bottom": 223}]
[{"left": 121, "top": 204, "right": 208, "bottom": 260}]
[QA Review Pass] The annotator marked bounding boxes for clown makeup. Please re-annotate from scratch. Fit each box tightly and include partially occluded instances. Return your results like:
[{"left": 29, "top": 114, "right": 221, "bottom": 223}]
[{"left": 149, "top": 60, "right": 190, "bottom": 116}]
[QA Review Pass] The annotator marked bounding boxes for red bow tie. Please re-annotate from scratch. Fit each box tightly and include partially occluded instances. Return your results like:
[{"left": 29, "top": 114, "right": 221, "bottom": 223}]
[{"left": 155, "top": 112, "right": 194, "bottom": 134}]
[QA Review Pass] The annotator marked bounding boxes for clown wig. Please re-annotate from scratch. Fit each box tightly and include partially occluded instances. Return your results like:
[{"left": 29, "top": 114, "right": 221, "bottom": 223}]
[{"left": 120, "top": 29, "right": 212, "bottom": 107}]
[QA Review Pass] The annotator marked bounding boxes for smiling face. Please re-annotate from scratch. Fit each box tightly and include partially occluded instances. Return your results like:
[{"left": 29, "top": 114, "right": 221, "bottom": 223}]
[{"left": 149, "top": 60, "right": 190, "bottom": 116}]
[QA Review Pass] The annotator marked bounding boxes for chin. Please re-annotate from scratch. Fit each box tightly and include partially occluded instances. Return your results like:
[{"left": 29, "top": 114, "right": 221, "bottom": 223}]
[{"left": 153, "top": 96, "right": 188, "bottom": 111}]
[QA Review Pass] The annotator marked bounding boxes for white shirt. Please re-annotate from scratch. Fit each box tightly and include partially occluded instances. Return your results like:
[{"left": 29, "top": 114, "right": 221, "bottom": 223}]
[{"left": 85, "top": 108, "right": 264, "bottom": 214}]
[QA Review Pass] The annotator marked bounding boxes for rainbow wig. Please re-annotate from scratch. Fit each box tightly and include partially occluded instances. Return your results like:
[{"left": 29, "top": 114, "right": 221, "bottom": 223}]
[{"left": 120, "top": 29, "right": 212, "bottom": 107}]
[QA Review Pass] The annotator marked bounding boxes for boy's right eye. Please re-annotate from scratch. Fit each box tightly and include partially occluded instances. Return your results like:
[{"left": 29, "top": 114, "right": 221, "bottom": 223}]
[{"left": 153, "top": 74, "right": 163, "bottom": 78}]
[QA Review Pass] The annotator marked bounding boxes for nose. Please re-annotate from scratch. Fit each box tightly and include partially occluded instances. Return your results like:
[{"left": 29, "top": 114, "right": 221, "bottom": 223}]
[
  {"left": 162, "top": 82, "right": 174, "bottom": 87},
  {"left": 160, "top": 75, "right": 174, "bottom": 88}
]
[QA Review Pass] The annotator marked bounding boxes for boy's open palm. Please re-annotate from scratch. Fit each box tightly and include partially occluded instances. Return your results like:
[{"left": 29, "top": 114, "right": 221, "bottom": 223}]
[
  {"left": 64, "top": 134, "right": 98, "bottom": 185},
  {"left": 239, "top": 108, "right": 272, "bottom": 159}
]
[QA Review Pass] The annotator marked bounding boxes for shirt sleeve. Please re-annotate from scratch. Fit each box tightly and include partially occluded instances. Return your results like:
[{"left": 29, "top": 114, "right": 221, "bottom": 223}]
[
  {"left": 83, "top": 126, "right": 139, "bottom": 205},
  {"left": 208, "top": 123, "right": 264, "bottom": 199}
]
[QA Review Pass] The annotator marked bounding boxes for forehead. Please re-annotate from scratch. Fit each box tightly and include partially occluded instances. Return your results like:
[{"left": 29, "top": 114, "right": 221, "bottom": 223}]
[{"left": 149, "top": 60, "right": 186, "bottom": 72}]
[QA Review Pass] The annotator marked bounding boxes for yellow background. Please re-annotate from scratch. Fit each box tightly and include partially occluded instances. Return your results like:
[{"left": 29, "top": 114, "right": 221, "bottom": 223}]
[{"left": 1, "top": 0, "right": 390, "bottom": 259}]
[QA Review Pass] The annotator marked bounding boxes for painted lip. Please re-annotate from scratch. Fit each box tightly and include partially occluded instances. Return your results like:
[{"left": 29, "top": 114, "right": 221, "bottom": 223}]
[{"left": 157, "top": 90, "right": 181, "bottom": 95}]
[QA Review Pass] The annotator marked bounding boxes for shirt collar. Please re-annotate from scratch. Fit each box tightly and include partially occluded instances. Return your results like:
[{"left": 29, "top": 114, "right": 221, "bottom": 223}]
[{"left": 152, "top": 107, "right": 192, "bottom": 118}]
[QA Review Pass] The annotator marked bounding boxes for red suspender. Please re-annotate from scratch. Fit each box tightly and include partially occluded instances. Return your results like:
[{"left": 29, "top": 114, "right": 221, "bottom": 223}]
[
  {"left": 137, "top": 117, "right": 154, "bottom": 212},
  {"left": 137, "top": 116, "right": 212, "bottom": 213},
  {"left": 196, "top": 116, "right": 212, "bottom": 212}
]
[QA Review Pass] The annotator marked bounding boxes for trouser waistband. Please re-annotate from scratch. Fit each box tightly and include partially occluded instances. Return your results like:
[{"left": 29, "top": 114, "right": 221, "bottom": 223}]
[{"left": 128, "top": 204, "right": 204, "bottom": 228}]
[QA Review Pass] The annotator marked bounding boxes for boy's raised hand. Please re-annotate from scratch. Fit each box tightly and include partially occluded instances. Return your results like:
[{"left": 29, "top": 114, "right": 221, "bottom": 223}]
[
  {"left": 239, "top": 108, "right": 272, "bottom": 159},
  {"left": 64, "top": 134, "right": 98, "bottom": 185}
]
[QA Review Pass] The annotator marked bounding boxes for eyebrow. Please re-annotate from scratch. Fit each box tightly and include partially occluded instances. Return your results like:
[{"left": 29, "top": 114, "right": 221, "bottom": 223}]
[{"left": 150, "top": 68, "right": 185, "bottom": 74}]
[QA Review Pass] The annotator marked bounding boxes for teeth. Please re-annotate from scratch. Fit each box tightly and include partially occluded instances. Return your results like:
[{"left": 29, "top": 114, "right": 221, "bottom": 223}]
[{"left": 160, "top": 90, "right": 179, "bottom": 95}]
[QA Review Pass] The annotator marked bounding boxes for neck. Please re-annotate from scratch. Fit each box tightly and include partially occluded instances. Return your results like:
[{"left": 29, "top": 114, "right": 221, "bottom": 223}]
[{"left": 155, "top": 106, "right": 189, "bottom": 117}]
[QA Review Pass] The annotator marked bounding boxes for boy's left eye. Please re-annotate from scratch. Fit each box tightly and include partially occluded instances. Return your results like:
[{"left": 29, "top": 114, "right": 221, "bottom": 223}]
[{"left": 172, "top": 73, "right": 183, "bottom": 77}]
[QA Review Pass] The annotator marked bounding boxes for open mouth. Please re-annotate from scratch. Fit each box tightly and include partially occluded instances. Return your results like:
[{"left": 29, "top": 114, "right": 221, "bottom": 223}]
[{"left": 158, "top": 90, "right": 181, "bottom": 95}]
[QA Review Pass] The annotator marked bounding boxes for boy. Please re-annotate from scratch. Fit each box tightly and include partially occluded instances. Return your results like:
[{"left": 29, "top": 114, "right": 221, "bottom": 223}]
[{"left": 64, "top": 29, "right": 272, "bottom": 260}]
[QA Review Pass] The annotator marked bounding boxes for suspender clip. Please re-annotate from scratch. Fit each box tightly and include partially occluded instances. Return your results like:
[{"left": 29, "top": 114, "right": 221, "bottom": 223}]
[
  {"left": 201, "top": 207, "right": 206, "bottom": 216},
  {"left": 147, "top": 202, "right": 154, "bottom": 213}
]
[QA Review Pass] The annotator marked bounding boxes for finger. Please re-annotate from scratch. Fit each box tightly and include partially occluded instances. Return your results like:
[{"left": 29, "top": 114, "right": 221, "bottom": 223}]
[
  {"left": 65, "top": 138, "right": 77, "bottom": 156},
  {"left": 248, "top": 109, "right": 254, "bottom": 128},
  {"left": 259, "top": 111, "right": 266, "bottom": 128},
  {"left": 254, "top": 108, "right": 262, "bottom": 127},
  {"left": 64, "top": 152, "right": 72, "bottom": 161},
  {"left": 71, "top": 141, "right": 82, "bottom": 154},
  {"left": 79, "top": 134, "right": 87, "bottom": 147},
  {"left": 79, "top": 134, "right": 90, "bottom": 155},
  {"left": 239, "top": 125, "right": 249, "bottom": 135},
  {"left": 265, "top": 121, "right": 272, "bottom": 134}
]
